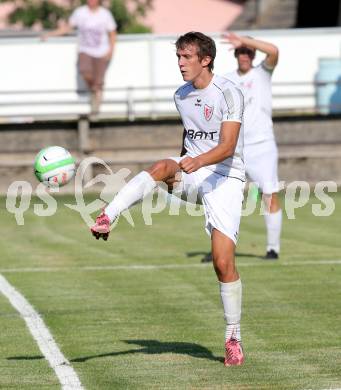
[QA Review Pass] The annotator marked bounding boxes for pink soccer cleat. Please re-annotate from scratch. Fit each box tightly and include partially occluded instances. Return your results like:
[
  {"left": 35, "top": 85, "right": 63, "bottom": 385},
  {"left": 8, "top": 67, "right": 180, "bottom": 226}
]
[
  {"left": 91, "top": 212, "right": 110, "bottom": 241},
  {"left": 224, "top": 338, "right": 244, "bottom": 366}
]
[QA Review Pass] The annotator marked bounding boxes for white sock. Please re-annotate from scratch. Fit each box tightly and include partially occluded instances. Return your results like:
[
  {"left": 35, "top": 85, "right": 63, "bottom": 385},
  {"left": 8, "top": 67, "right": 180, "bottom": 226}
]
[
  {"left": 264, "top": 209, "right": 282, "bottom": 253},
  {"left": 105, "top": 171, "right": 156, "bottom": 223},
  {"left": 219, "top": 279, "right": 242, "bottom": 342}
]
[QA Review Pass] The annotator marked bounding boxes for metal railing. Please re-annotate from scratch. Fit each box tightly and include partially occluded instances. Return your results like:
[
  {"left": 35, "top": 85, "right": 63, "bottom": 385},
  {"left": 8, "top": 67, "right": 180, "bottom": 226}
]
[{"left": 0, "top": 80, "right": 340, "bottom": 124}]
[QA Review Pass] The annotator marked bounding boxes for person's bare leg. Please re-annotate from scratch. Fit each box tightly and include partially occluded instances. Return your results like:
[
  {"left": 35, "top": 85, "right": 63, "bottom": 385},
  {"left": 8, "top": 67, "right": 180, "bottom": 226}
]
[
  {"left": 91, "top": 90, "right": 102, "bottom": 114},
  {"left": 91, "top": 57, "right": 109, "bottom": 114}
]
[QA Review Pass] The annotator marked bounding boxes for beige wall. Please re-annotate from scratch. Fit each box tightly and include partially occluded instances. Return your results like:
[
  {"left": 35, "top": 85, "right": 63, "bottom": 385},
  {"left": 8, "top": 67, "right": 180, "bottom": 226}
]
[{"left": 137, "top": 0, "right": 243, "bottom": 34}]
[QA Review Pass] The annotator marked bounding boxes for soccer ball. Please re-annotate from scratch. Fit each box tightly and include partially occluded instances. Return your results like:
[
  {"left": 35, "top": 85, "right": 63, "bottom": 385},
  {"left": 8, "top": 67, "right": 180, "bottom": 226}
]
[{"left": 34, "top": 146, "right": 76, "bottom": 187}]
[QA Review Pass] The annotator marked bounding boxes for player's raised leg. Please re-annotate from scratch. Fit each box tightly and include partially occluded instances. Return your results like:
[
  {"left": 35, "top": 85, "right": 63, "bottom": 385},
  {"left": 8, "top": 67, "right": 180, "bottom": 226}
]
[
  {"left": 91, "top": 159, "right": 180, "bottom": 240},
  {"left": 211, "top": 229, "right": 244, "bottom": 366}
]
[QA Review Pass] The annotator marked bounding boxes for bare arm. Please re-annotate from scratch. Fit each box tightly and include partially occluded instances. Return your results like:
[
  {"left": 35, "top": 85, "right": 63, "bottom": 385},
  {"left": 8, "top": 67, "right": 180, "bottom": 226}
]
[
  {"left": 222, "top": 31, "right": 279, "bottom": 69},
  {"left": 179, "top": 121, "right": 241, "bottom": 174},
  {"left": 105, "top": 30, "right": 117, "bottom": 61},
  {"left": 41, "top": 23, "right": 73, "bottom": 40}
]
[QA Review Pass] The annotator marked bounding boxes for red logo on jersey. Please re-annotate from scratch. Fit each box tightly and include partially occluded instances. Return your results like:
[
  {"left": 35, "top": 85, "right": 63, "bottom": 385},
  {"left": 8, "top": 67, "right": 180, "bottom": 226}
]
[
  {"left": 241, "top": 80, "right": 253, "bottom": 89},
  {"left": 204, "top": 104, "right": 214, "bottom": 121}
]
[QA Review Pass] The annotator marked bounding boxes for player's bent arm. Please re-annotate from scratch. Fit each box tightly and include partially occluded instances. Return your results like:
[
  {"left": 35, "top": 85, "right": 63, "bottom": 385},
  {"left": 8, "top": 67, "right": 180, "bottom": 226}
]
[
  {"left": 180, "top": 129, "right": 187, "bottom": 157},
  {"left": 240, "top": 35, "right": 278, "bottom": 69},
  {"left": 179, "top": 121, "right": 240, "bottom": 174}
]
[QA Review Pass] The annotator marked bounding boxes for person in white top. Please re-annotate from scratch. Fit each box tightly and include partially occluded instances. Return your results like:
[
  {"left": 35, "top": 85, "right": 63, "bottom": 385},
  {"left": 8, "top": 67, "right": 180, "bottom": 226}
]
[
  {"left": 41, "top": 0, "right": 117, "bottom": 113},
  {"left": 223, "top": 32, "right": 282, "bottom": 260},
  {"left": 91, "top": 32, "right": 246, "bottom": 366}
]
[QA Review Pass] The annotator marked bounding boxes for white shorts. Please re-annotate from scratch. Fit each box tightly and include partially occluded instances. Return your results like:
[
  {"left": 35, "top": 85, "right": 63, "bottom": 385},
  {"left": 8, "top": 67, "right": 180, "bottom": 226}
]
[
  {"left": 244, "top": 139, "right": 279, "bottom": 195},
  {"left": 168, "top": 157, "right": 245, "bottom": 244}
]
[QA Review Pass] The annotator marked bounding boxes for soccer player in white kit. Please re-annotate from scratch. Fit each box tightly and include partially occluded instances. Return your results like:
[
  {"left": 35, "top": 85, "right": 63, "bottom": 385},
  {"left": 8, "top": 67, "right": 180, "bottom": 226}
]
[
  {"left": 223, "top": 32, "right": 282, "bottom": 260},
  {"left": 91, "top": 32, "right": 246, "bottom": 366}
]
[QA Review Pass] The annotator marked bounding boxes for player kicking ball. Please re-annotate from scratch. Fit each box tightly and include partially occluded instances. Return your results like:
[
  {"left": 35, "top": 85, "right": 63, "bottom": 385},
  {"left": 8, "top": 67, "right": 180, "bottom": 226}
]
[{"left": 91, "top": 32, "right": 245, "bottom": 366}]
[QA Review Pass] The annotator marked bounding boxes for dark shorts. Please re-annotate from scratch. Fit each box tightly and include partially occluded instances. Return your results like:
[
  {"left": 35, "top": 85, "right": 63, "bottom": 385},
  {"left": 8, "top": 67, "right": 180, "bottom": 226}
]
[{"left": 78, "top": 53, "right": 109, "bottom": 92}]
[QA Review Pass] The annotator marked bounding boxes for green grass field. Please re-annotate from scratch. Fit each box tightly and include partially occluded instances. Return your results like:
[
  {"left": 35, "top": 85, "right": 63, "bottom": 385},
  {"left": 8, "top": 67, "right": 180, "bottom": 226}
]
[{"left": 0, "top": 192, "right": 340, "bottom": 389}]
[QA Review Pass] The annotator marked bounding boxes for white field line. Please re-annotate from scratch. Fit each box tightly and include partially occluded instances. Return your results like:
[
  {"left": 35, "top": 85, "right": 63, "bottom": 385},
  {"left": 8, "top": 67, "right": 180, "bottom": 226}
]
[
  {"left": 0, "top": 274, "right": 84, "bottom": 390},
  {"left": 0, "top": 259, "right": 341, "bottom": 274}
]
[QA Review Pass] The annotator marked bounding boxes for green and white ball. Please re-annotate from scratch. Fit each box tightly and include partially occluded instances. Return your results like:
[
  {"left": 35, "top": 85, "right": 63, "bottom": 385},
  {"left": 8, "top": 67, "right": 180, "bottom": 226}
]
[{"left": 34, "top": 146, "right": 76, "bottom": 187}]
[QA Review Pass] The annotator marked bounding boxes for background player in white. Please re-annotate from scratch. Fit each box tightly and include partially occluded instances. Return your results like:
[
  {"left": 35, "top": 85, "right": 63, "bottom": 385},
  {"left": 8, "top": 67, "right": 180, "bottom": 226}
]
[
  {"left": 223, "top": 32, "right": 282, "bottom": 260},
  {"left": 91, "top": 32, "right": 246, "bottom": 366},
  {"left": 42, "top": 0, "right": 117, "bottom": 113}
]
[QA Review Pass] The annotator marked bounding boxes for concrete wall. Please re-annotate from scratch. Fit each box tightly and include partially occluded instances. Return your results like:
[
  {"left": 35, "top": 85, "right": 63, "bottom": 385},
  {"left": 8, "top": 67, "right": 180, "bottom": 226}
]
[{"left": 1, "top": 116, "right": 341, "bottom": 192}]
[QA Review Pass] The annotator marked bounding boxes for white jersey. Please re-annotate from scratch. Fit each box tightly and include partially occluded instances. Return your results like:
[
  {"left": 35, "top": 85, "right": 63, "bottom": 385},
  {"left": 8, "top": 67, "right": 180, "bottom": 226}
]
[
  {"left": 174, "top": 74, "right": 245, "bottom": 180},
  {"left": 69, "top": 5, "right": 117, "bottom": 58},
  {"left": 224, "top": 61, "right": 274, "bottom": 145}
]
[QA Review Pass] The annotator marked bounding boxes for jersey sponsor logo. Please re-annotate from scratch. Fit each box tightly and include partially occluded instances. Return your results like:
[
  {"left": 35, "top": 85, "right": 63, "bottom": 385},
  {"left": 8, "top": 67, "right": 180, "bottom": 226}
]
[
  {"left": 195, "top": 98, "right": 202, "bottom": 107},
  {"left": 204, "top": 104, "right": 214, "bottom": 121},
  {"left": 187, "top": 129, "right": 217, "bottom": 140}
]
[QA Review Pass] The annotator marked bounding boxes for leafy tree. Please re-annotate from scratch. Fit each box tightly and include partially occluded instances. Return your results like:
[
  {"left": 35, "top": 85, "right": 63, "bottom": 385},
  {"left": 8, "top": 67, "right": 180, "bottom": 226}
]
[
  {"left": 110, "top": 0, "right": 153, "bottom": 34},
  {"left": 0, "top": 0, "right": 153, "bottom": 33},
  {"left": 8, "top": 1, "right": 67, "bottom": 30}
]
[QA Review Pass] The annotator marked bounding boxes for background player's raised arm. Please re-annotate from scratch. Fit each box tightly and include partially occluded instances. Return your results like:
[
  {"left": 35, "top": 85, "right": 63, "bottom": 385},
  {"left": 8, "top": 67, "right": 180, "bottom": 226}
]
[{"left": 222, "top": 31, "right": 279, "bottom": 69}]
